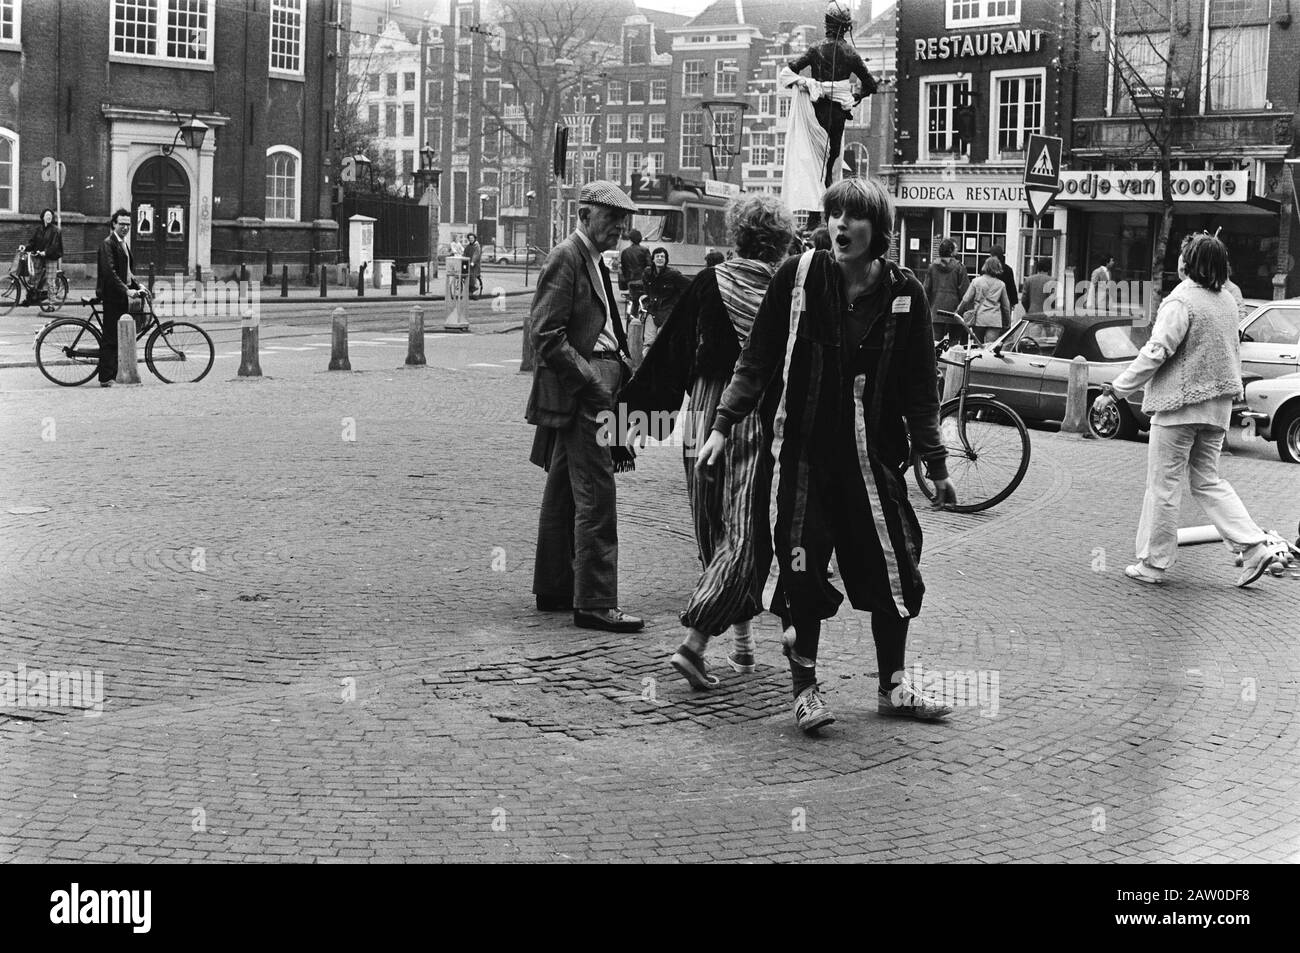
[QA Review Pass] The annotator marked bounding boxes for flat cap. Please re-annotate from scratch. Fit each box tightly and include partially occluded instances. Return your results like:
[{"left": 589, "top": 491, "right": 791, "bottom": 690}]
[{"left": 578, "top": 180, "right": 638, "bottom": 213}]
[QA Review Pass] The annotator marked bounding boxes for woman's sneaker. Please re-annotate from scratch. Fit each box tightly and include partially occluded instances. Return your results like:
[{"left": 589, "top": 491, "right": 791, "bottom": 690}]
[
  {"left": 878, "top": 677, "right": 952, "bottom": 721},
  {"left": 792, "top": 685, "right": 835, "bottom": 733},
  {"left": 1236, "top": 538, "right": 1288, "bottom": 588},
  {"left": 727, "top": 647, "right": 756, "bottom": 673}
]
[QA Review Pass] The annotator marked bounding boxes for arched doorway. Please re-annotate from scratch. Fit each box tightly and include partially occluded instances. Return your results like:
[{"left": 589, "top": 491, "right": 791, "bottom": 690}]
[{"left": 131, "top": 156, "right": 190, "bottom": 276}]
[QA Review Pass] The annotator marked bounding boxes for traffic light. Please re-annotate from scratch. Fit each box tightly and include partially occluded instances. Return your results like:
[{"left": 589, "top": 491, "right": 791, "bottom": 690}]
[
  {"left": 553, "top": 124, "right": 570, "bottom": 178},
  {"left": 954, "top": 102, "right": 976, "bottom": 150}
]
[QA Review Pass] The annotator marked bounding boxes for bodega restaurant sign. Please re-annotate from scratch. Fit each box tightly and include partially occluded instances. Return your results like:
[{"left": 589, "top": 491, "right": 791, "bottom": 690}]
[
  {"left": 1059, "top": 170, "right": 1247, "bottom": 201},
  {"left": 914, "top": 30, "right": 1045, "bottom": 61}
]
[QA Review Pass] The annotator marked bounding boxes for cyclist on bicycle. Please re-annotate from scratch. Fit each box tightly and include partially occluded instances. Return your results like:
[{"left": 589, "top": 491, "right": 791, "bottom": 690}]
[{"left": 23, "top": 208, "right": 63, "bottom": 305}]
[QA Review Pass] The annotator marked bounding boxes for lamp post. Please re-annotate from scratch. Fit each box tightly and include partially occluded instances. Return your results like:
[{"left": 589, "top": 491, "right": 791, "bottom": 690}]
[
  {"left": 161, "top": 111, "right": 210, "bottom": 278},
  {"left": 415, "top": 142, "right": 441, "bottom": 280}
]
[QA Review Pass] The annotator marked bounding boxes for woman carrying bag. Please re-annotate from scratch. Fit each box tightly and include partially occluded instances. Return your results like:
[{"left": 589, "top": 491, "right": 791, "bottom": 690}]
[{"left": 956, "top": 255, "right": 1011, "bottom": 344}]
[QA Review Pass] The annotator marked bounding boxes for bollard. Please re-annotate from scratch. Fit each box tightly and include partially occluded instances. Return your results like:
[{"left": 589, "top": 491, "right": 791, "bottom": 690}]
[
  {"left": 319, "top": 263, "right": 328, "bottom": 298},
  {"left": 627, "top": 315, "right": 644, "bottom": 369},
  {"left": 405, "top": 305, "right": 427, "bottom": 366},
  {"left": 1061, "top": 355, "right": 1092, "bottom": 436},
  {"left": 195, "top": 264, "right": 203, "bottom": 285},
  {"left": 390, "top": 265, "right": 398, "bottom": 296},
  {"left": 240, "top": 260, "right": 249, "bottom": 285},
  {"left": 115, "top": 314, "right": 141, "bottom": 385},
  {"left": 308, "top": 248, "right": 316, "bottom": 283},
  {"left": 419, "top": 265, "right": 427, "bottom": 296},
  {"left": 357, "top": 263, "right": 366, "bottom": 297},
  {"left": 328, "top": 307, "right": 351, "bottom": 370},
  {"left": 147, "top": 262, "right": 156, "bottom": 294},
  {"left": 940, "top": 346, "right": 965, "bottom": 403},
  {"left": 374, "top": 261, "right": 382, "bottom": 290},
  {"left": 264, "top": 248, "right": 273, "bottom": 277},
  {"left": 237, "top": 307, "right": 262, "bottom": 378}
]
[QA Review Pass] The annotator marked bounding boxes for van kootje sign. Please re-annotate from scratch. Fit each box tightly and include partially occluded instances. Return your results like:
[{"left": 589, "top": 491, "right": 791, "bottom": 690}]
[{"left": 1059, "top": 170, "right": 1246, "bottom": 201}]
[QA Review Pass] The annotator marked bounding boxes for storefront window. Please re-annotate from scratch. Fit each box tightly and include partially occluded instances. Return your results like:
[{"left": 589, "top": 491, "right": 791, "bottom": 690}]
[
  {"left": 948, "top": 210, "right": 1007, "bottom": 274},
  {"left": 1019, "top": 211, "right": 1057, "bottom": 278}
]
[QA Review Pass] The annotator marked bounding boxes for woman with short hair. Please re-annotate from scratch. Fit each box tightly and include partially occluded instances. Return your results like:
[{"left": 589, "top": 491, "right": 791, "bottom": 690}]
[
  {"left": 25, "top": 208, "right": 64, "bottom": 305},
  {"left": 621, "top": 193, "right": 795, "bottom": 687},
  {"left": 640, "top": 247, "right": 690, "bottom": 349}
]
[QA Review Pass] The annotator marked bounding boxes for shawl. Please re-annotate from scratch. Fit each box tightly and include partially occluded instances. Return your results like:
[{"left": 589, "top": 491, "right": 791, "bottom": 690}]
[{"left": 714, "top": 258, "right": 776, "bottom": 346}]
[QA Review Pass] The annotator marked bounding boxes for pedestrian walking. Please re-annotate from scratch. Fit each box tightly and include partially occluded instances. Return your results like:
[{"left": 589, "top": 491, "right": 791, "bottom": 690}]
[
  {"left": 464, "top": 233, "right": 483, "bottom": 298},
  {"left": 695, "top": 177, "right": 957, "bottom": 733},
  {"left": 619, "top": 228, "right": 653, "bottom": 314},
  {"left": 1097, "top": 233, "right": 1291, "bottom": 587},
  {"left": 95, "top": 208, "right": 143, "bottom": 388},
  {"left": 619, "top": 193, "right": 794, "bottom": 689},
  {"left": 956, "top": 256, "right": 1011, "bottom": 343},
  {"left": 641, "top": 247, "right": 690, "bottom": 350},
  {"left": 1088, "top": 254, "right": 1115, "bottom": 314},
  {"left": 25, "top": 208, "right": 63, "bottom": 305},
  {"left": 527, "top": 181, "right": 645, "bottom": 632},
  {"left": 1021, "top": 257, "right": 1054, "bottom": 314},
  {"left": 923, "top": 239, "right": 969, "bottom": 341},
  {"left": 990, "top": 244, "right": 1019, "bottom": 316}
]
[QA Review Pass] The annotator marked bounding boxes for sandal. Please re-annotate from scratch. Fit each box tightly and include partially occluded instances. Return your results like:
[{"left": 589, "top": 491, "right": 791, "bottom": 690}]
[{"left": 670, "top": 644, "right": 719, "bottom": 691}]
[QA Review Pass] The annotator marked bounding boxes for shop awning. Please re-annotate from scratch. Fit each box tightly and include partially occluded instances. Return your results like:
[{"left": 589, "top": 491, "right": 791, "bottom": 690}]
[{"left": 1055, "top": 193, "right": 1281, "bottom": 217}]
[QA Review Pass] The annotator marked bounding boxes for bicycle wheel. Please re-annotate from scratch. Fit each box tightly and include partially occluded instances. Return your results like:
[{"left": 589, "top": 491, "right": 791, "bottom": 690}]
[
  {"left": 48, "top": 272, "right": 70, "bottom": 311},
  {"left": 35, "top": 318, "right": 102, "bottom": 386},
  {"left": 914, "top": 396, "right": 1031, "bottom": 513},
  {"left": 145, "top": 321, "right": 214, "bottom": 383},
  {"left": 1, "top": 276, "right": 20, "bottom": 315}
]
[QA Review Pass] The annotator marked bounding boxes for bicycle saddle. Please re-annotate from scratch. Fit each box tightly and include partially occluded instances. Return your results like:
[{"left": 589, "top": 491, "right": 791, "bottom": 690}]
[{"left": 81, "top": 296, "right": 101, "bottom": 305}]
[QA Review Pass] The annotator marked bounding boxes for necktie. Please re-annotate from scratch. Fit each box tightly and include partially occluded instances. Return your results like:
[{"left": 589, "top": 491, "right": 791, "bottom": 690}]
[{"left": 599, "top": 259, "right": 629, "bottom": 357}]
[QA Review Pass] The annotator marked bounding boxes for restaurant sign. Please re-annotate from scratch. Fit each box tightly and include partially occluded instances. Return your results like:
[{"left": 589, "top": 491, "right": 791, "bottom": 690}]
[
  {"left": 1059, "top": 170, "right": 1246, "bottom": 201},
  {"left": 914, "top": 30, "right": 1045, "bottom": 61}
]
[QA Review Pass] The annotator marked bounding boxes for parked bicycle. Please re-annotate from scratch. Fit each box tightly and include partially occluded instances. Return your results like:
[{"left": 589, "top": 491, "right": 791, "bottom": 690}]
[
  {"left": 34, "top": 290, "right": 214, "bottom": 386},
  {"left": 912, "top": 309, "right": 1031, "bottom": 513},
  {"left": 3, "top": 247, "right": 69, "bottom": 314}
]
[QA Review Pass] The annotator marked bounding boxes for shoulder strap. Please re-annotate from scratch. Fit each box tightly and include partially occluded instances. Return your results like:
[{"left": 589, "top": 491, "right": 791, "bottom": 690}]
[{"left": 789, "top": 250, "right": 815, "bottom": 334}]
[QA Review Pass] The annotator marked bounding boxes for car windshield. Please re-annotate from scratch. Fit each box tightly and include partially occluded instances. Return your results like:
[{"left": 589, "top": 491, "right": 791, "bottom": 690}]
[
  {"left": 1093, "top": 324, "right": 1151, "bottom": 361},
  {"left": 630, "top": 210, "right": 681, "bottom": 243}
]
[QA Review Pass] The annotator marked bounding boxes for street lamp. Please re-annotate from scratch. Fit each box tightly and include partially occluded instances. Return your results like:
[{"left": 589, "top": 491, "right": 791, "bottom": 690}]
[
  {"left": 161, "top": 111, "right": 209, "bottom": 156},
  {"left": 350, "top": 152, "right": 375, "bottom": 192}
]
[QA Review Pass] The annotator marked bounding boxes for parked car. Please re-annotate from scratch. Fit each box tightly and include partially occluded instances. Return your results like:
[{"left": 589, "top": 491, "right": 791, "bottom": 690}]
[
  {"left": 1241, "top": 372, "right": 1300, "bottom": 463},
  {"left": 486, "top": 245, "right": 544, "bottom": 265},
  {"left": 1239, "top": 301, "right": 1300, "bottom": 380},
  {"left": 966, "top": 313, "right": 1153, "bottom": 439}
]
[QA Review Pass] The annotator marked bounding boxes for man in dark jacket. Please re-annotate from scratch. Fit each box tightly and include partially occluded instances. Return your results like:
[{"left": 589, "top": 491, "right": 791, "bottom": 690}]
[
  {"left": 990, "top": 244, "right": 1019, "bottom": 320},
  {"left": 923, "top": 239, "right": 970, "bottom": 340},
  {"left": 95, "top": 208, "right": 142, "bottom": 387},
  {"left": 527, "top": 181, "right": 644, "bottom": 633}
]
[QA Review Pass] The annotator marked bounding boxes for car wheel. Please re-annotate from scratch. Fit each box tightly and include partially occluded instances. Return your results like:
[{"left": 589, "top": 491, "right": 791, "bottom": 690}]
[
  {"left": 1088, "top": 391, "right": 1137, "bottom": 440},
  {"left": 1276, "top": 406, "right": 1300, "bottom": 464}
]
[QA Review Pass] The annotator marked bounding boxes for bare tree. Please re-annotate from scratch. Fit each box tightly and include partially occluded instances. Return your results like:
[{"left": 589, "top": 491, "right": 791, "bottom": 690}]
[
  {"left": 338, "top": 31, "right": 406, "bottom": 194},
  {"left": 1083, "top": 0, "right": 1267, "bottom": 299}
]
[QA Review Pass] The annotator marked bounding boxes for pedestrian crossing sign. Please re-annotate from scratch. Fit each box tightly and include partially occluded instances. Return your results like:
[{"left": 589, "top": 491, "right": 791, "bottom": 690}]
[{"left": 1023, "top": 133, "right": 1063, "bottom": 190}]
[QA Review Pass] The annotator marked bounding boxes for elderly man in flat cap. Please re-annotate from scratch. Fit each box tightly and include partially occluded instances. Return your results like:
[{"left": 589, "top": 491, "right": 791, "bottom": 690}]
[{"left": 527, "top": 180, "right": 645, "bottom": 633}]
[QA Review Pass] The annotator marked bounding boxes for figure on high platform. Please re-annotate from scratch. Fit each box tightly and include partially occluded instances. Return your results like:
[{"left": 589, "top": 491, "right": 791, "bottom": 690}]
[{"left": 780, "top": 1, "right": 878, "bottom": 210}]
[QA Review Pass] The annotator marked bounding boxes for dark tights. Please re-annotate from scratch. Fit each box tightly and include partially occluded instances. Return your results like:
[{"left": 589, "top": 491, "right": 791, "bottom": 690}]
[{"left": 791, "top": 612, "right": 910, "bottom": 694}]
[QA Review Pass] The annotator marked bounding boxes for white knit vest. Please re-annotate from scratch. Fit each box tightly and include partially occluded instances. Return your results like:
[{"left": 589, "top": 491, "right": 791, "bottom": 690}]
[{"left": 1141, "top": 280, "right": 1242, "bottom": 415}]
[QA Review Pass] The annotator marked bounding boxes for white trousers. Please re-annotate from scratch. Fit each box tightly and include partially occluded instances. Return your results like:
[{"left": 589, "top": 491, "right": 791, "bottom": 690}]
[{"left": 1136, "top": 423, "right": 1266, "bottom": 569}]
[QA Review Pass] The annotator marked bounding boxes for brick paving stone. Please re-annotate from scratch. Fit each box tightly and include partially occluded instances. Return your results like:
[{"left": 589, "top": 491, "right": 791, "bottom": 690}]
[{"left": 1, "top": 327, "right": 1297, "bottom": 862}]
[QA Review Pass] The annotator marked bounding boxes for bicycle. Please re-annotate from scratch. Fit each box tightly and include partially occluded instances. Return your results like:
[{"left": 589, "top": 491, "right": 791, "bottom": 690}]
[
  {"left": 912, "top": 309, "right": 1031, "bottom": 513},
  {"left": 34, "top": 290, "right": 214, "bottom": 386},
  {"left": 3, "top": 247, "right": 70, "bottom": 314}
]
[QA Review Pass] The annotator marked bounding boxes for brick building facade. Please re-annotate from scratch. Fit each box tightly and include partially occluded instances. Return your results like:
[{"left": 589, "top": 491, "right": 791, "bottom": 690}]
[{"left": 0, "top": 0, "right": 338, "bottom": 281}]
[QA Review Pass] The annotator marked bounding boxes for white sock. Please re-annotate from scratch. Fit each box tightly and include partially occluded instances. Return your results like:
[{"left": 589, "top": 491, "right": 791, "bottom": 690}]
[{"left": 731, "top": 620, "right": 755, "bottom": 653}]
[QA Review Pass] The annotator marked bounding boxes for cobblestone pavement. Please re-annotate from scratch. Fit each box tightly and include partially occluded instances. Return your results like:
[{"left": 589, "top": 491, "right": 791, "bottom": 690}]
[{"left": 1, "top": 324, "right": 1297, "bottom": 863}]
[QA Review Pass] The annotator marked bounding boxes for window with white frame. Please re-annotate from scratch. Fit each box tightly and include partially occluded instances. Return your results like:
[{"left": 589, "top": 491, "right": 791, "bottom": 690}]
[
  {"left": 1207, "top": 0, "right": 1269, "bottom": 111},
  {"left": 992, "top": 70, "right": 1043, "bottom": 156},
  {"left": 648, "top": 152, "right": 664, "bottom": 176},
  {"left": 715, "top": 59, "right": 738, "bottom": 96},
  {"left": 750, "top": 131, "right": 772, "bottom": 167},
  {"left": 606, "top": 152, "right": 622, "bottom": 183},
  {"left": 648, "top": 113, "right": 665, "bottom": 141},
  {"left": 948, "top": 210, "right": 1007, "bottom": 274},
  {"left": 269, "top": 0, "right": 304, "bottom": 74},
  {"left": 712, "top": 108, "right": 737, "bottom": 171},
  {"left": 0, "top": 127, "right": 15, "bottom": 211},
  {"left": 683, "top": 59, "right": 704, "bottom": 96},
  {"left": 923, "top": 77, "right": 969, "bottom": 156},
  {"left": 627, "top": 113, "right": 644, "bottom": 142},
  {"left": 778, "top": 93, "right": 790, "bottom": 119},
  {"left": 1, "top": 0, "right": 20, "bottom": 42},
  {"left": 627, "top": 151, "right": 644, "bottom": 178},
  {"left": 681, "top": 112, "right": 703, "bottom": 168},
  {"left": 947, "top": 0, "right": 1018, "bottom": 28},
  {"left": 581, "top": 152, "right": 598, "bottom": 185},
  {"left": 774, "top": 131, "right": 785, "bottom": 168},
  {"left": 628, "top": 81, "right": 646, "bottom": 104},
  {"left": 113, "top": 0, "right": 213, "bottom": 65},
  {"left": 266, "top": 147, "right": 300, "bottom": 221},
  {"left": 1115, "top": 32, "right": 1172, "bottom": 113},
  {"left": 605, "top": 113, "right": 623, "bottom": 142},
  {"left": 404, "top": 72, "right": 416, "bottom": 92},
  {"left": 650, "top": 79, "right": 667, "bottom": 103},
  {"left": 607, "top": 80, "right": 624, "bottom": 105},
  {"left": 758, "top": 93, "right": 773, "bottom": 115}
]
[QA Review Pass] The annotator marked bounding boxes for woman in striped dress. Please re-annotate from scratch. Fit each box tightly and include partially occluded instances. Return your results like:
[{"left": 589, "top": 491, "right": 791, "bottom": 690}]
[
  {"left": 619, "top": 194, "right": 794, "bottom": 689},
  {"left": 696, "top": 178, "right": 958, "bottom": 733}
]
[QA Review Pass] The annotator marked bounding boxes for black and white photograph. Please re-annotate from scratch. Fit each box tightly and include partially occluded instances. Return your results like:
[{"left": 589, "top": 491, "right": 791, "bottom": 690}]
[{"left": 0, "top": 0, "right": 1296, "bottom": 898}]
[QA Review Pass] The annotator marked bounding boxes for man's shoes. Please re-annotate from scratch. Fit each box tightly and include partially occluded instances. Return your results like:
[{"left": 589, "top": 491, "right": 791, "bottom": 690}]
[
  {"left": 573, "top": 608, "right": 644, "bottom": 632},
  {"left": 1124, "top": 562, "right": 1165, "bottom": 585},
  {"left": 878, "top": 677, "right": 952, "bottom": 721},
  {"left": 99, "top": 380, "right": 113, "bottom": 388},
  {"left": 535, "top": 595, "right": 572, "bottom": 612},
  {"left": 670, "top": 644, "right": 719, "bottom": 690},
  {"left": 1236, "top": 538, "right": 1287, "bottom": 588},
  {"left": 792, "top": 685, "right": 835, "bottom": 734}
]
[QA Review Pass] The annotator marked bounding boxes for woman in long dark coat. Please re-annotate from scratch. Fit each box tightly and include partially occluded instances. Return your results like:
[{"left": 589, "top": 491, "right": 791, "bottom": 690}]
[
  {"left": 620, "top": 194, "right": 794, "bottom": 689},
  {"left": 25, "top": 208, "right": 64, "bottom": 304},
  {"left": 695, "top": 177, "right": 958, "bottom": 733}
]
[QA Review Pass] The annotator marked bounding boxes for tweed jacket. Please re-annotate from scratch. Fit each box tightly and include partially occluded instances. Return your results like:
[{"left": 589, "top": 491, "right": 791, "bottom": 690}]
[
  {"left": 96, "top": 233, "right": 137, "bottom": 307},
  {"left": 525, "top": 232, "right": 628, "bottom": 429}
]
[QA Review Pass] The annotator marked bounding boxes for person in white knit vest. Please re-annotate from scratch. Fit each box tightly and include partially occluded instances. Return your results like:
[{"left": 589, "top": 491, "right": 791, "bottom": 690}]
[{"left": 1097, "top": 233, "right": 1290, "bottom": 588}]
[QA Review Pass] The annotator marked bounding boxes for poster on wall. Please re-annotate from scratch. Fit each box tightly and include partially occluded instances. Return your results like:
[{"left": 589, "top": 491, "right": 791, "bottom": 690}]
[
  {"left": 167, "top": 206, "right": 185, "bottom": 236},
  {"left": 137, "top": 204, "right": 154, "bottom": 235}
]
